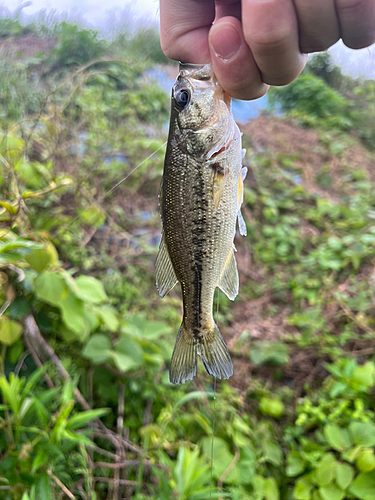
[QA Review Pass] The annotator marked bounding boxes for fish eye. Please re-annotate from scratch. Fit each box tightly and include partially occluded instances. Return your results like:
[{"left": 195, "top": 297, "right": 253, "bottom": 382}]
[{"left": 174, "top": 89, "right": 190, "bottom": 109}]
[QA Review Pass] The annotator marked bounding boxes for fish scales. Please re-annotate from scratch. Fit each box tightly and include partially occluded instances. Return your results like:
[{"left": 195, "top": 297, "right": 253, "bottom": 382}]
[{"left": 156, "top": 63, "right": 247, "bottom": 384}]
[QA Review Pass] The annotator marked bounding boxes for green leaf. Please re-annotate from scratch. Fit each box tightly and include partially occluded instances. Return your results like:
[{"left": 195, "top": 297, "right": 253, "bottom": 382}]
[
  {"left": 66, "top": 408, "right": 108, "bottom": 430},
  {"left": 351, "top": 362, "right": 375, "bottom": 390},
  {"left": 350, "top": 422, "right": 375, "bottom": 447},
  {"left": 0, "top": 317, "right": 23, "bottom": 345},
  {"left": 335, "top": 463, "right": 354, "bottom": 490},
  {"left": 96, "top": 305, "right": 119, "bottom": 332},
  {"left": 319, "top": 484, "right": 344, "bottom": 500},
  {"left": 0, "top": 201, "right": 17, "bottom": 214},
  {"left": 259, "top": 397, "right": 285, "bottom": 418},
  {"left": 59, "top": 294, "right": 85, "bottom": 333},
  {"left": 356, "top": 449, "right": 375, "bottom": 473},
  {"left": 350, "top": 472, "right": 375, "bottom": 500},
  {"left": 324, "top": 424, "right": 352, "bottom": 451},
  {"left": 315, "top": 453, "right": 336, "bottom": 487},
  {"left": 250, "top": 341, "right": 289, "bottom": 366},
  {"left": 25, "top": 243, "right": 58, "bottom": 272},
  {"left": 74, "top": 275, "right": 107, "bottom": 304},
  {"left": 263, "top": 441, "right": 282, "bottom": 466},
  {"left": 264, "top": 477, "right": 280, "bottom": 500},
  {"left": 80, "top": 205, "right": 105, "bottom": 228},
  {"left": 36, "top": 474, "right": 51, "bottom": 500},
  {"left": 109, "top": 337, "right": 143, "bottom": 372},
  {"left": 287, "top": 452, "right": 306, "bottom": 477},
  {"left": 201, "top": 437, "right": 237, "bottom": 483},
  {"left": 294, "top": 474, "right": 313, "bottom": 500},
  {"left": 82, "top": 334, "right": 111, "bottom": 364},
  {"left": 34, "top": 271, "right": 68, "bottom": 306}
]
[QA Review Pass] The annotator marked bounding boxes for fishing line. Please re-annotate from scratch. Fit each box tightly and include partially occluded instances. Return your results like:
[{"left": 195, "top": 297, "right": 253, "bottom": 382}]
[
  {"left": 210, "top": 287, "right": 220, "bottom": 499},
  {"left": 210, "top": 377, "right": 217, "bottom": 500},
  {"left": 56, "top": 140, "right": 167, "bottom": 237}
]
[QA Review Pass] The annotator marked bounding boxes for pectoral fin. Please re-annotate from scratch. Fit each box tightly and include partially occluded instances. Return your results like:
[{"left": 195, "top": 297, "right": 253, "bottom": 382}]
[
  {"left": 212, "top": 170, "right": 226, "bottom": 209},
  {"left": 155, "top": 236, "right": 178, "bottom": 298},
  {"left": 217, "top": 246, "right": 239, "bottom": 300},
  {"left": 237, "top": 167, "right": 247, "bottom": 236}
]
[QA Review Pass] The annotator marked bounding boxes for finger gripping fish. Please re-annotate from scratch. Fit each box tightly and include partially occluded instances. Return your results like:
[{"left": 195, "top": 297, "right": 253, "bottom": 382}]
[{"left": 156, "top": 63, "right": 247, "bottom": 384}]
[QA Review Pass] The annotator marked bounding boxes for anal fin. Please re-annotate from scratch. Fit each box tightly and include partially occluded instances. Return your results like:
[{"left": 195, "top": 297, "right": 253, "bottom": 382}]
[
  {"left": 217, "top": 247, "right": 239, "bottom": 300},
  {"left": 155, "top": 235, "right": 178, "bottom": 298}
]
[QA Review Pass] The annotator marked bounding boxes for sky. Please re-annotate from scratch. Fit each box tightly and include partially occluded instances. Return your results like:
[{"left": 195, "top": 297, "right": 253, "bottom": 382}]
[
  {"left": 0, "top": 0, "right": 160, "bottom": 26},
  {"left": 1, "top": 0, "right": 375, "bottom": 78}
]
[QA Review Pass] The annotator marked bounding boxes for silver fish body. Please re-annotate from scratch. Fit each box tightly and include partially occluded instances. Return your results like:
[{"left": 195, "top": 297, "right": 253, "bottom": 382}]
[{"left": 156, "top": 63, "right": 247, "bottom": 384}]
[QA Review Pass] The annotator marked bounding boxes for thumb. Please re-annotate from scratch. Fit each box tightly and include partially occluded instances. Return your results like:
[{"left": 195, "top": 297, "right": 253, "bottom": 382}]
[{"left": 209, "top": 17, "right": 268, "bottom": 100}]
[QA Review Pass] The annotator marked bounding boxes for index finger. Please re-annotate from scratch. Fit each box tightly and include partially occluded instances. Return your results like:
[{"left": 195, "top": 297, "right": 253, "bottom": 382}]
[{"left": 160, "top": 0, "right": 215, "bottom": 62}]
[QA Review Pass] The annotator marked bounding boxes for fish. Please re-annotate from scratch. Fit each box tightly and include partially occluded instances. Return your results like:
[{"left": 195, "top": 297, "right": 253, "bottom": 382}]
[{"left": 155, "top": 63, "right": 247, "bottom": 384}]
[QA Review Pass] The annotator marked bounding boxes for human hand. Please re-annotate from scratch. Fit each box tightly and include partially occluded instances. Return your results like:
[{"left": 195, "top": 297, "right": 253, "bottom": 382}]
[{"left": 160, "top": 0, "right": 375, "bottom": 100}]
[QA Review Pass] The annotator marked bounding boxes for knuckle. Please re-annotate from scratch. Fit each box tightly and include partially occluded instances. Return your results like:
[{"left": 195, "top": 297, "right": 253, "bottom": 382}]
[
  {"left": 246, "top": 28, "right": 292, "bottom": 54},
  {"left": 337, "top": 0, "right": 371, "bottom": 14}
]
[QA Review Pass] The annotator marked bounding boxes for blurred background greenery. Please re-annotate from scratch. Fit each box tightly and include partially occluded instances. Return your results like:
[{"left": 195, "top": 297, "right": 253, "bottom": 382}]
[{"left": 1, "top": 10, "right": 375, "bottom": 500}]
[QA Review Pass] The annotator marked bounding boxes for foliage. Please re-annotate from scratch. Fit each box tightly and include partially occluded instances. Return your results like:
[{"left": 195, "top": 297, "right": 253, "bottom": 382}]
[
  {"left": 50, "top": 22, "right": 107, "bottom": 67},
  {"left": 1, "top": 14, "right": 375, "bottom": 500},
  {"left": 268, "top": 72, "right": 352, "bottom": 130}
]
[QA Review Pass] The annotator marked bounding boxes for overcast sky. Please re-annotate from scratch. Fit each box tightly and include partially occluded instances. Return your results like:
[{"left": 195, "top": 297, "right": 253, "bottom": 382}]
[
  {"left": 1, "top": 0, "right": 375, "bottom": 78},
  {"left": 0, "top": 0, "right": 160, "bottom": 26}
]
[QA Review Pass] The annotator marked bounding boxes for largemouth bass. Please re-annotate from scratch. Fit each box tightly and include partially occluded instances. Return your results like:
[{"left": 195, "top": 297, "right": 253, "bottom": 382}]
[{"left": 156, "top": 63, "right": 247, "bottom": 384}]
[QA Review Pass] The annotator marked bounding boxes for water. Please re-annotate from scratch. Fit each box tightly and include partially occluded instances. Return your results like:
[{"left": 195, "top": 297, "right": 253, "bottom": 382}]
[{"left": 146, "top": 67, "right": 272, "bottom": 124}]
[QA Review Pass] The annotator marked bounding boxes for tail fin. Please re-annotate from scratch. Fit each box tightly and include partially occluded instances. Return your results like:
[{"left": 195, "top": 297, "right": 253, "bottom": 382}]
[{"left": 169, "top": 322, "right": 233, "bottom": 384}]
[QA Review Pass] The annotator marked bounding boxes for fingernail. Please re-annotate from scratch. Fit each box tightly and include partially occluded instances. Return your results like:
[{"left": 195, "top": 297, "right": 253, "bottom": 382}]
[{"left": 210, "top": 23, "right": 242, "bottom": 61}]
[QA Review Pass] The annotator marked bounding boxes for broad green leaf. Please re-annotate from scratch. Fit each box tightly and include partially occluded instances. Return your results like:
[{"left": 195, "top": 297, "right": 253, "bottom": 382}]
[
  {"left": 324, "top": 424, "right": 351, "bottom": 451},
  {"left": 351, "top": 362, "right": 375, "bottom": 390},
  {"left": 25, "top": 243, "right": 58, "bottom": 272},
  {"left": 319, "top": 484, "right": 344, "bottom": 500},
  {"left": 349, "top": 472, "right": 375, "bottom": 500},
  {"left": 82, "top": 334, "right": 111, "bottom": 364},
  {"left": 250, "top": 341, "right": 289, "bottom": 366},
  {"left": 140, "top": 320, "right": 171, "bottom": 339},
  {"left": 335, "top": 463, "right": 354, "bottom": 490},
  {"left": 201, "top": 437, "right": 237, "bottom": 483},
  {"left": 74, "top": 275, "right": 107, "bottom": 304},
  {"left": 7, "top": 297, "right": 30, "bottom": 319},
  {"left": 122, "top": 314, "right": 170, "bottom": 339},
  {"left": 59, "top": 294, "right": 85, "bottom": 333},
  {"left": 253, "top": 475, "right": 265, "bottom": 498},
  {"left": 96, "top": 305, "right": 119, "bottom": 332},
  {"left": 34, "top": 271, "right": 68, "bottom": 306},
  {"left": 264, "top": 477, "right": 280, "bottom": 500},
  {"left": 263, "top": 441, "right": 283, "bottom": 466},
  {"left": 350, "top": 422, "right": 375, "bottom": 447},
  {"left": 80, "top": 205, "right": 105, "bottom": 228},
  {"left": 109, "top": 337, "right": 143, "bottom": 372},
  {"left": 259, "top": 397, "right": 284, "bottom": 418},
  {"left": 356, "top": 449, "right": 375, "bottom": 473},
  {"left": 316, "top": 453, "right": 336, "bottom": 487},
  {"left": 0, "top": 317, "right": 23, "bottom": 346},
  {"left": 294, "top": 475, "right": 313, "bottom": 500},
  {"left": 287, "top": 452, "right": 306, "bottom": 477}
]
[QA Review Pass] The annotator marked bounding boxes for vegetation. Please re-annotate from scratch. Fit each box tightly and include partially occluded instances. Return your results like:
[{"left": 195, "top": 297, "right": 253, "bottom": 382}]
[{"left": 1, "top": 16, "right": 375, "bottom": 499}]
